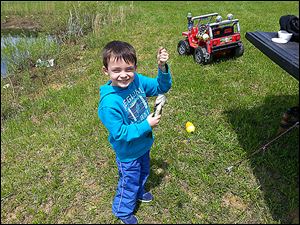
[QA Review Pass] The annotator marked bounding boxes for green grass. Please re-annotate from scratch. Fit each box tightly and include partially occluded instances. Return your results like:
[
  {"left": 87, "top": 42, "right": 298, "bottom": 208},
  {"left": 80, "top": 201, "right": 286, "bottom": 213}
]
[{"left": 1, "top": 1, "right": 299, "bottom": 224}]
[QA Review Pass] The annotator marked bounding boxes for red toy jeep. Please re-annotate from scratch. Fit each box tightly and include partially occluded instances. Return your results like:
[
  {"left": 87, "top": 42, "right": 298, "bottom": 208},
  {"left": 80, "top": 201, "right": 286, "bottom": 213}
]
[{"left": 177, "top": 12, "right": 244, "bottom": 64}]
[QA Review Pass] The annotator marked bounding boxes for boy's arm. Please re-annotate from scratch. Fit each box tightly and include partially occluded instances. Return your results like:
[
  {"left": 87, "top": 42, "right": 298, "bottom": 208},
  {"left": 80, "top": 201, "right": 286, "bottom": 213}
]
[
  {"left": 139, "top": 47, "right": 172, "bottom": 96},
  {"left": 99, "top": 106, "right": 152, "bottom": 142},
  {"left": 157, "top": 64, "right": 172, "bottom": 93},
  {"left": 138, "top": 65, "right": 172, "bottom": 96}
]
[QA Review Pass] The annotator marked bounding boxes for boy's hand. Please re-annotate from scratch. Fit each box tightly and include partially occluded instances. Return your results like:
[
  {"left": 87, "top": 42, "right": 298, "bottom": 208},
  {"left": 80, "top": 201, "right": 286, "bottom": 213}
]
[
  {"left": 157, "top": 47, "right": 169, "bottom": 71},
  {"left": 147, "top": 113, "right": 161, "bottom": 128}
]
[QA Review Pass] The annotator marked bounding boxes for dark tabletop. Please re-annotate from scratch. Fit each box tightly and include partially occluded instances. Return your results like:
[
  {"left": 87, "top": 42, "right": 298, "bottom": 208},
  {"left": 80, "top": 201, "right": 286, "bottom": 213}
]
[{"left": 245, "top": 31, "right": 299, "bottom": 81}]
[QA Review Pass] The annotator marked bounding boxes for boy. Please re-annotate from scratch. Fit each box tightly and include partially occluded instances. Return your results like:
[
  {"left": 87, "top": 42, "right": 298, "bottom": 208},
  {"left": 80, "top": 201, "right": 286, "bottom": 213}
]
[{"left": 98, "top": 40, "right": 172, "bottom": 224}]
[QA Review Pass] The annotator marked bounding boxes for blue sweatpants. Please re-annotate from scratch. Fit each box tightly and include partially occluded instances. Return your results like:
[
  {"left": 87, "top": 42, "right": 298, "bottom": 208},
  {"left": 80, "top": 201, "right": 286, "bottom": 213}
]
[{"left": 112, "top": 150, "right": 150, "bottom": 219}]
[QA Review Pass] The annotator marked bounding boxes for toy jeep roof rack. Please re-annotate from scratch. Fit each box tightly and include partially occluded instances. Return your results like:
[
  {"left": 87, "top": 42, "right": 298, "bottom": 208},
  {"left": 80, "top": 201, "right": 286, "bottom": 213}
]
[
  {"left": 178, "top": 12, "right": 244, "bottom": 65},
  {"left": 190, "top": 12, "right": 219, "bottom": 21}
]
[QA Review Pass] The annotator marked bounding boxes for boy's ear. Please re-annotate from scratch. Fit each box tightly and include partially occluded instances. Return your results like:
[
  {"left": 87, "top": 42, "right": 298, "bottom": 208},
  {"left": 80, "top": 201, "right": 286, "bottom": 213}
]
[{"left": 102, "top": 66, "right": 109, "bottom": 75}]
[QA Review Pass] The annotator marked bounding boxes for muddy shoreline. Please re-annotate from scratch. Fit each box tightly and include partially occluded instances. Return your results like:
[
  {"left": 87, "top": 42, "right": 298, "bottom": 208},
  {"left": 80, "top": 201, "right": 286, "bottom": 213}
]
[{"left": 1, "top": 16, "right": 40, "bottom": 34}]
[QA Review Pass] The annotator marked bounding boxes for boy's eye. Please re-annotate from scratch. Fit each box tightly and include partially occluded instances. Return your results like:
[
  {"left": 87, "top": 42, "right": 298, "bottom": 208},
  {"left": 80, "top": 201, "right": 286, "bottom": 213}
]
[
  {"left": 112, "top": 68, "right": 134, "bottom": 73},
  {"left": 126, "top": 68, "right": 134, "bottom": 72}
]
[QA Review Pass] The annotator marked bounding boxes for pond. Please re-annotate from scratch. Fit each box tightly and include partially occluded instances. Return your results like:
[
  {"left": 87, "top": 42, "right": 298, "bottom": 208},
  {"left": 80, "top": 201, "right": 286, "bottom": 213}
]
[{"left": 1, "top": 30, "right": 60, "bottom": 78}]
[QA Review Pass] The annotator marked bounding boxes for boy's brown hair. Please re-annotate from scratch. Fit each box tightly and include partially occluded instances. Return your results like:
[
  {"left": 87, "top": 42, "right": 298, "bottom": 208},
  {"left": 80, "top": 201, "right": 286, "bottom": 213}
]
[{"left": 102, "top": 41, "right": 137, "bottom": 69}]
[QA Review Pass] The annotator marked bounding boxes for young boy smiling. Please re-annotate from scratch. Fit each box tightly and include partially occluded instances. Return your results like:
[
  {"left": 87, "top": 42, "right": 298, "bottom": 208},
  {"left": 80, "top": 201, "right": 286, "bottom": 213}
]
[{"left": 98, "top": 40, "right": 172, "bottom": 224}]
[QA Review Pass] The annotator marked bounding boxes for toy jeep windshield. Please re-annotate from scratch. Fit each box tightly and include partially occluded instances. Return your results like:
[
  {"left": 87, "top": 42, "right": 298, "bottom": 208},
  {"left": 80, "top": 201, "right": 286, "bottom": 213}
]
[{"left": 177, "top": 12, "right": 244, "bottom": 64}]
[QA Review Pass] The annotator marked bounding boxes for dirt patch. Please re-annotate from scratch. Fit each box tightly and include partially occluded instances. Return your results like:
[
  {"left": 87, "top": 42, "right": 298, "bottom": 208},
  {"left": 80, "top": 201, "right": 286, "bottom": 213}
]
[
  {"left": 1, "top": 16, "right": 40, "bottom": 32},
  {"left": 289, "top": 207, "right": 299, "bottom": 224},
  {"left": 221, "top": 192, "right": 248, "bottom": 211}
]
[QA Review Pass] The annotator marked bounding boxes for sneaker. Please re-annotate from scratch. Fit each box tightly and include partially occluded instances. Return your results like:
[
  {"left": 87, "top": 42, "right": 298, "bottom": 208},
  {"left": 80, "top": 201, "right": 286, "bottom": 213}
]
[
  {"left": 138, "top": 192, "right": 153, "bottom": 202},
  {"left": 119, "top": 215, "right": 138, "bottom": 224}
]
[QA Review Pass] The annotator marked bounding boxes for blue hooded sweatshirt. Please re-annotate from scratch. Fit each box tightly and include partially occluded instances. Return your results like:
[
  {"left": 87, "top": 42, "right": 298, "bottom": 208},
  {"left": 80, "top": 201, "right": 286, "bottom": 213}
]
[{"left": 98, "top": 65, "right": 172, "bottom": 162}]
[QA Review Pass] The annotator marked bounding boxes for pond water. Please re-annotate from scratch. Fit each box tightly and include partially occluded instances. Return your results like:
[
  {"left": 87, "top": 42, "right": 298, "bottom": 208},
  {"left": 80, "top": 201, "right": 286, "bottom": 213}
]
[
  {"left": 1, "top": 36, "right": 21, "bottom": 77},
  {"left": 1, "top": 31, "right": 59, "bottom": 77}
]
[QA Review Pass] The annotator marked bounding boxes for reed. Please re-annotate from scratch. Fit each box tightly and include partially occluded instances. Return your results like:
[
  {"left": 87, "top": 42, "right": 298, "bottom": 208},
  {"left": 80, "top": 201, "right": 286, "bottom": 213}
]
[{"left": 1, "top": 34, "right": 60, "bottom": 75}]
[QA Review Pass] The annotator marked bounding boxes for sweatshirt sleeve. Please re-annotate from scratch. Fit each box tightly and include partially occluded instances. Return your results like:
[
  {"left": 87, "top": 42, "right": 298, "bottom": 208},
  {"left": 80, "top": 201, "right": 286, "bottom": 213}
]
[
  {"left": 99, "top": 106, "right": 152, "bottom": 142},
  {"left": 138, "top": 64, "right": 172, "bottom": 97}
]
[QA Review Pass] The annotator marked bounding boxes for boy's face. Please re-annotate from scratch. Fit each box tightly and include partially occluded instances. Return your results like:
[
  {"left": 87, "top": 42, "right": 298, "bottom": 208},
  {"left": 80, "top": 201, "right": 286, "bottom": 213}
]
[{"left": 103, "top": 57, "right": 136, "bottom": 88}]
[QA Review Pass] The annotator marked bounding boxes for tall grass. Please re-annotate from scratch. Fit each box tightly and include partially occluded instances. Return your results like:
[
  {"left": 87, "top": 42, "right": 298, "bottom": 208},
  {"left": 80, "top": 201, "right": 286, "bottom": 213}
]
[
  {"left": 1, "top": 34, "right": 61, "bottom": 74},
  {"left": 1, "top": 1, "right": 131, "bottom": 36},
  {"left": 1, "top": 1, "right": 58, "bottom": 16}
]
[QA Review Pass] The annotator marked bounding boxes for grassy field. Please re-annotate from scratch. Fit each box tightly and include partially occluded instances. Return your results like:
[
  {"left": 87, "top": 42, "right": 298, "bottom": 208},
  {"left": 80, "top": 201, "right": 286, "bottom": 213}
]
[{"left": 1, "top": 1, "right": 299, "bottom": 224}]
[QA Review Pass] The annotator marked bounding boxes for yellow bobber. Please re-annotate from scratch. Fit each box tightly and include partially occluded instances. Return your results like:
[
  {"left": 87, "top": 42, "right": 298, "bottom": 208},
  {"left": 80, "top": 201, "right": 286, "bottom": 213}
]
[{"left": 185, "top": 121, "right": 195, "bottom": 133}]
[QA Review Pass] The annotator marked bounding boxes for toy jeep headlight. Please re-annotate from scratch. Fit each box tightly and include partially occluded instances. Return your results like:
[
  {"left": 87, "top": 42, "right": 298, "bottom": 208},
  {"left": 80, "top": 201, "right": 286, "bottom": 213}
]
[
  {"left": 202, "top": 33, "right": 209, "bottom": 41},
  {"left": 227, "top": 13, "right": 233, "bottom": 20},
  {"left": 216, "top": 15, "right": 222, "bottom": 22}
]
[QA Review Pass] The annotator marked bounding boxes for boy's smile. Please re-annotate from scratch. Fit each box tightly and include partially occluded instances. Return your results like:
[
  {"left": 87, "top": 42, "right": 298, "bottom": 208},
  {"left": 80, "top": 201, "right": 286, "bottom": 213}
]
[{"left": 103, "top": 57, "right": 136, "bottom": 88}]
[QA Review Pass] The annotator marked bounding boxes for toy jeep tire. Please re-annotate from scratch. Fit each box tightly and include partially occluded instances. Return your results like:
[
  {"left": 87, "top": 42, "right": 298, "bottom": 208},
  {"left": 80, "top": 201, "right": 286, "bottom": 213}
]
[
  {"left": 202, "top": 47, "right": 212, "bottom": 64},
  {"left": 193, "top": 47, "right": 205, "bottom": 64},
  {"left": 234, "top": 42, "right": 244, "bottom": 57},
  {"left": 177, "top": 40, "right": 191, "bottom": 55}
]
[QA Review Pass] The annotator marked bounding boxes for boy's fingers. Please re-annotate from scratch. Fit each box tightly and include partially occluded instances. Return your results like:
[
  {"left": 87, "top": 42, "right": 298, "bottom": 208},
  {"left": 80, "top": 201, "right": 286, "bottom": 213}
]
[
  {"left": 158, "top": 47, "right": 166, "bottom": 53},
  {"left": 155, "top": 114, "right": 162, "bottom": 119},
  {"left": 160, "top": 53, "right": 169, "bottom": 58}
]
